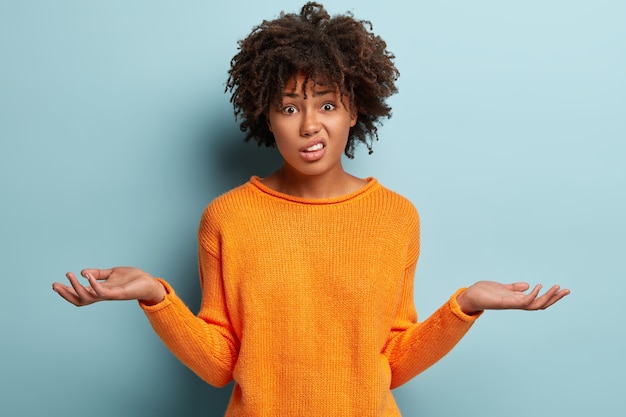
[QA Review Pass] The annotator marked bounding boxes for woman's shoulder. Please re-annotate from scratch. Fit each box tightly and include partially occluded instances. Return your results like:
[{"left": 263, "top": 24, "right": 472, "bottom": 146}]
[
  {"left": 375, "top": 182, "right": 419, "bottom": 214},
  {"left": 201, "top": 180, "right": 258, "bottom": 219}
]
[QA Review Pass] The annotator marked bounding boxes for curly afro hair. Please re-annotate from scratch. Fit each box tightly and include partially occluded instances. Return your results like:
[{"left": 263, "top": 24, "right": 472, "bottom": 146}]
[{"left": 226, "top": 2, "right": 399, "bottom": 158}]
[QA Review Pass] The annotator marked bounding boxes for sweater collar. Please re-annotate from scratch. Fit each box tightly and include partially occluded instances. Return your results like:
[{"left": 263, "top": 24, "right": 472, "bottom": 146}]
[{"left": 248, "top": 176, "right": 379, "bottom": 205}]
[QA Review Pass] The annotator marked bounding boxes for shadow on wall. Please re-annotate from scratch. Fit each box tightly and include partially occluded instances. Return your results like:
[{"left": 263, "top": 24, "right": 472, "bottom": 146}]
[
  {"left": 151, "top": 116, "right": 282, "bottom": 417},
  {"left": 202, "top": 117, "right": 283, "bottom": 195}
]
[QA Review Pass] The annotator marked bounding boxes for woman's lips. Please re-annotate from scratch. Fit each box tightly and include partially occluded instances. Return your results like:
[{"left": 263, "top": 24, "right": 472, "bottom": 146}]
[{"left": 300, "top": 141, "right": 326, "bottom": 161}]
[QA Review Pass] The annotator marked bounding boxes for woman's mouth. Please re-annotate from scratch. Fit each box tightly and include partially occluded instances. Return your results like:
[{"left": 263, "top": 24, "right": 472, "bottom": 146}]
[
  {"left": 300, "top": 141, "right": 326, "bottom": 161},
  {"left": 305, "top": 143, "right": 324, "bottom": 152}
]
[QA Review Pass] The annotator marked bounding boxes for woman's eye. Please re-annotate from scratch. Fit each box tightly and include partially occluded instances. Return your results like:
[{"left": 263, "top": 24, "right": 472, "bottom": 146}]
[
  {"left": 282, "top": 105, "right": 297, "bottom": 114},
  {"left": 321, "top": 103, "right": 335, "bottom": 111}
]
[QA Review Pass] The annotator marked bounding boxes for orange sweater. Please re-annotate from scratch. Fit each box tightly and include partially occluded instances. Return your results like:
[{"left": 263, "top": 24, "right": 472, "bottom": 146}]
[{"left": 141, "top": 176, "right": 479, "bottom": 416}]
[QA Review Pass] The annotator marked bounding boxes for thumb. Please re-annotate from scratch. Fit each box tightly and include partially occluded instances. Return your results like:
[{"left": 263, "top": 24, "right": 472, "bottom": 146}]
[
  {"left": 81, "top": 268, "right": 114, "bottom": 280},
  {"left": 508, "top": 282, "right": 531, "bottom": 292}
]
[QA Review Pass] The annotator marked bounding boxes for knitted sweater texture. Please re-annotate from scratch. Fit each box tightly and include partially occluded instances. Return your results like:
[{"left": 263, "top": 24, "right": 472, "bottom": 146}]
[{"left": 140, "top": 176, "right": 479, "bottom": 416}]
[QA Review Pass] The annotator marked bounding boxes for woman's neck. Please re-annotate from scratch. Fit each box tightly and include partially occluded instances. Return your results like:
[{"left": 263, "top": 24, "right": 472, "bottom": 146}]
[{"left": 262, "top": 165, "right": 367, "bottom": 199}]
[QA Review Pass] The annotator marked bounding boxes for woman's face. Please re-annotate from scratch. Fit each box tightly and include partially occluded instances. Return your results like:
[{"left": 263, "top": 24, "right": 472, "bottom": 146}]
[{"left": 267, "top": 73, "right": 357, "bottom": 179}]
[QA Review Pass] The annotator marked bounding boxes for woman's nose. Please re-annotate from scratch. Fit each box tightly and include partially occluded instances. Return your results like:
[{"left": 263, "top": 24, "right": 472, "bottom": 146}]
[{"left": 300, "top": 110, "right": 321, "bottom": 137}]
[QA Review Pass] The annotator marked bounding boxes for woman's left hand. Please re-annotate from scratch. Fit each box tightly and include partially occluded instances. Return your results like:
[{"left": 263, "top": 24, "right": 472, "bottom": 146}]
[{"left": 456, "top": 281, "right": 570, "bottom": 315}]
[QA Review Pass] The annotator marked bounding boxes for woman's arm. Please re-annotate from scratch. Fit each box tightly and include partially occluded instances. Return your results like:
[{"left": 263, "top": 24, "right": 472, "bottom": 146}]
[
  {"left": 383, "top": 267, "right": 570, "bottom": 388},
  {"left": 52, "top": 259, "right": 239, "bottom": 387}
]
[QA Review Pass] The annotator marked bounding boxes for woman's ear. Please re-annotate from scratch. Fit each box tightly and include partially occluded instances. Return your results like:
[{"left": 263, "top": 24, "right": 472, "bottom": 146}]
[{"left": 350, "top": 106, "right": 358, "bottom": 127}]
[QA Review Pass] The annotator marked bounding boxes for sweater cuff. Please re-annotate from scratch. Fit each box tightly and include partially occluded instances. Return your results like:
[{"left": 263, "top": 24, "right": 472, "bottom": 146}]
[
  {"left": 449, "top": 288, "right": 483, "bottom": 322},
  {"left": 138, "top": 278, "right": 175, "bottom": 312}
]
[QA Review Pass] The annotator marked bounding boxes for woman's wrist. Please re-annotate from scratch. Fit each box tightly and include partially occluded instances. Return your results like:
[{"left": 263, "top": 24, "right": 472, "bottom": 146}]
[
  {"left": 456, "top": 287, "right": 482, "bottom": 316},
  {"left": 141, "top": 279, "right": 167, "bottom": 306}
]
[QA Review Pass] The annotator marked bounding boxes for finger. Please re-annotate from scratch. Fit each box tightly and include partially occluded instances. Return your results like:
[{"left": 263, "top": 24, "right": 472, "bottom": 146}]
[
  {"left": 52, "top": 282, "right": 84, "bottom": 306},
  {"left": 536, "top": 287, "right": 570, "bottom": 310},
  {"left": 530, "top": 283, "right": 543, "bottom": 296},
  {"left": 507, "top": 284, "right": 543, "bottom": 309},
  {"left": 81, "top": 268, "right": 114, "bottom": 281},
  {"left": 526, "top": 285, "right": 561, "bottom": 310},
  {"left": 85, "top": 273, "right": 113, "bottom": 298},
  {"left": 520, "top": 284, "right": 542, "bottom": 305},
  {"left": 66, "top": 272, "right": 97, "bottom": 304}
]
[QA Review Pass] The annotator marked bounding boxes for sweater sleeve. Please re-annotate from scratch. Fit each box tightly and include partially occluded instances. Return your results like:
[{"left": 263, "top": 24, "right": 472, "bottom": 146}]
[
  {"left": 382, "top": 262, "right": 481, "bottom": 389},
  {"left": 139, "top": 247, "right": 239, "bottom": 387}
]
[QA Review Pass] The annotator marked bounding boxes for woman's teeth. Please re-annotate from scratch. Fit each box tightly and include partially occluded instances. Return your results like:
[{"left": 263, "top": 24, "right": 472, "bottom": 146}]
[{"left": 305, "top": 143, "right": 324, "bottom": 152}]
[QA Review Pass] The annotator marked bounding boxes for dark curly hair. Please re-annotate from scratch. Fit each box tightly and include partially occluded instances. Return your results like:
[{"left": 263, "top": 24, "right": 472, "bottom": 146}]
[{"left": 226, "top": 2, "right": 399, "bottom": 158}]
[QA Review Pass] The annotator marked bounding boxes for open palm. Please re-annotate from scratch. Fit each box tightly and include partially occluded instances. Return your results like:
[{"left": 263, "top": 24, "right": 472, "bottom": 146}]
[
  {"left": 52, "top": 267, "right": 165, "bottom": 307},
  {"left": 457, "top": 281, "right": 570, "bottom": 315}
]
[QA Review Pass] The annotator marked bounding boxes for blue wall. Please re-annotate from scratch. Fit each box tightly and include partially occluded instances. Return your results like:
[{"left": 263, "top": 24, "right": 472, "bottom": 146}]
[{"left": 1, "top": 1, "right": 624, "bottom": 416}]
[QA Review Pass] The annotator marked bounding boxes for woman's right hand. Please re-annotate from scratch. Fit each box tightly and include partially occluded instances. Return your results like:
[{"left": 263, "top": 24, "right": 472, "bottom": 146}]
[{"left": 52, "top": 267, "right": 167, "bottom": 307}]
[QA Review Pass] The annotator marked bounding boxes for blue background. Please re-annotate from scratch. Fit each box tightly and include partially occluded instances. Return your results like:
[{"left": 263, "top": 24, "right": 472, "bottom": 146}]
[{"left": 1, "top": 1, "right": 624, "bottom": 416}]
